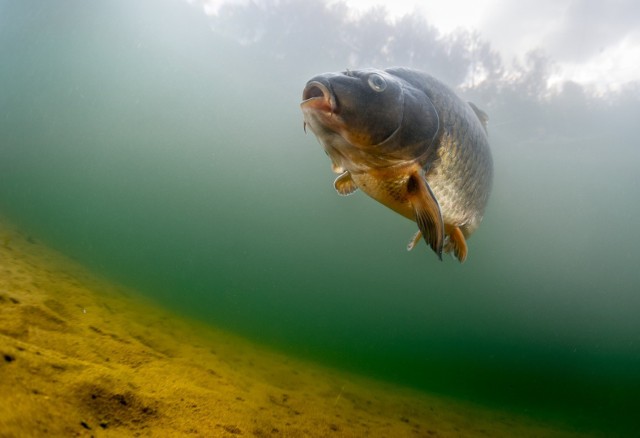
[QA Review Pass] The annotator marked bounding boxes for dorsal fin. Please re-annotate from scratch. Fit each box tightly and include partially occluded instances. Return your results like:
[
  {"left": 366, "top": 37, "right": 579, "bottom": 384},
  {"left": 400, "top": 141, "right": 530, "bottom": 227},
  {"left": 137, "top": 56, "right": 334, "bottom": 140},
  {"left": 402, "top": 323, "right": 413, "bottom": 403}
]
[{"left": 468, "top": 102, "right": 489, "bottom": 133}]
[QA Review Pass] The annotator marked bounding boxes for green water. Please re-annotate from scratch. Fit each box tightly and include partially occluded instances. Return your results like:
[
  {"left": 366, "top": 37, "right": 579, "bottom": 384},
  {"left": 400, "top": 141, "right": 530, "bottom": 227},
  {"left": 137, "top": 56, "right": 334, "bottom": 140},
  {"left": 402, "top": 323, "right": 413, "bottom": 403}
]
[{"left": 1, "top": 0, "right": 639, "bottom": 435}]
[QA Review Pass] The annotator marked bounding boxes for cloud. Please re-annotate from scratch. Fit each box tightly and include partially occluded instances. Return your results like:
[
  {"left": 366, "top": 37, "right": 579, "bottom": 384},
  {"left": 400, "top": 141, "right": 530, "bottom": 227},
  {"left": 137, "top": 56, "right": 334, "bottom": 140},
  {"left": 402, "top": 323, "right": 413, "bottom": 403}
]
[
  {"left": 473, "top": 0, "right": 640, "bottom": 88},
  {"left": 200, "top": 0, "right": 639, "bottom": 89},
  {"left": 542, "top": 0, "right": 640, "bottom": 62}
]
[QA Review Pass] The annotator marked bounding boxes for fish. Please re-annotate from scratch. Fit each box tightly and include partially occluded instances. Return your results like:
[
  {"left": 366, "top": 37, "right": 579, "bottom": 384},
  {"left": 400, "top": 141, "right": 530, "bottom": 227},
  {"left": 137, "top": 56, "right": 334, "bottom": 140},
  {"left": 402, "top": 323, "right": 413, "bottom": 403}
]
[{"left": 300, "top": 67, "right": 493, "bottom": 262}]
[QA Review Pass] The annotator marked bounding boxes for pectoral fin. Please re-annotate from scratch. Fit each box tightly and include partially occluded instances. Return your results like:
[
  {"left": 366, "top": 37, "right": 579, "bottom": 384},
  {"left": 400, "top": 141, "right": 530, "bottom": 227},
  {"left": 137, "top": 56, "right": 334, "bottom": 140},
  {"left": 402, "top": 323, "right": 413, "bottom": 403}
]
[
  {"left": 334, "top": 172, "right": 358, "bottom": 196},
  {"left": 406, "top": 173, "right": 444, "bottom": 260}
]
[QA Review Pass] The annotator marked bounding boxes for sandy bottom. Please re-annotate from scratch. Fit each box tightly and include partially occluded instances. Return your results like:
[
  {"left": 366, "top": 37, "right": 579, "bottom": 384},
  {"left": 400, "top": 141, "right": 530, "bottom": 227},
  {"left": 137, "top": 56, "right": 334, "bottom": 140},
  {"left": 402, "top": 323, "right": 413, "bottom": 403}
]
[{"left": 0, "top": 219, "right": 590, "bottom": 437}]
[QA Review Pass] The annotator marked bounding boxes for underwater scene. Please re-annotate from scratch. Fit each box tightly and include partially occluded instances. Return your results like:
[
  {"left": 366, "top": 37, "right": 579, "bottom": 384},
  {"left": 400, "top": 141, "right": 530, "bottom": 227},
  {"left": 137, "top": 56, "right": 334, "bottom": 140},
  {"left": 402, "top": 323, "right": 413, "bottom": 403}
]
[{"left": 1, "top": 0, "right": 639, "bottom": 436}]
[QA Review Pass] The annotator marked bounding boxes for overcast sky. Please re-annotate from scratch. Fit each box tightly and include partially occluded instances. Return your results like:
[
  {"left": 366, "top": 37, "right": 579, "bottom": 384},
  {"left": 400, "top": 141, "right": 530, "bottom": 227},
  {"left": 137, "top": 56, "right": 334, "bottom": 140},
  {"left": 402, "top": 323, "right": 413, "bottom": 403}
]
[
  {"left": 350, "top": 0, "right": 640, "bottom": 91},
  {"left": 202, "top": 0, "right": 640, "bottom": 91}
]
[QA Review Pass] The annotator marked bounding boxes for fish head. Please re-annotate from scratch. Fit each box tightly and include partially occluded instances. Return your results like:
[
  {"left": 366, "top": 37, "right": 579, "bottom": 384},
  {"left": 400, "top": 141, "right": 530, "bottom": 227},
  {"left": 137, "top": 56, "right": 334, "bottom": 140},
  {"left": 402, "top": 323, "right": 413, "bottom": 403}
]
[{"left": 301, "top": 68, "right": 439, "bottom": 172}]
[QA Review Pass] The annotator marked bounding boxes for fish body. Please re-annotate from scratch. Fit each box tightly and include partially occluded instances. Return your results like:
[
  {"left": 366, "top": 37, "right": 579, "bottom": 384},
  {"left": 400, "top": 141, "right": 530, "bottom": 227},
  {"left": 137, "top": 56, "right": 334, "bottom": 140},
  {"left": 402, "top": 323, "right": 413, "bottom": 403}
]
[{"left": 300, "top": 67, "right": 493, "bottom": 262}]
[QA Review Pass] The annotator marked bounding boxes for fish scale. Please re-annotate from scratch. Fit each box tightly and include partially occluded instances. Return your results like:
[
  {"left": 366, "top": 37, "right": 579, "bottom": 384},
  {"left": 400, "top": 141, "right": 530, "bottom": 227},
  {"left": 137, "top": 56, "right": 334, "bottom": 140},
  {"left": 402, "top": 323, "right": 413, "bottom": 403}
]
[{"left": 301, "top": 67, "right": 493, "bottom": 262}]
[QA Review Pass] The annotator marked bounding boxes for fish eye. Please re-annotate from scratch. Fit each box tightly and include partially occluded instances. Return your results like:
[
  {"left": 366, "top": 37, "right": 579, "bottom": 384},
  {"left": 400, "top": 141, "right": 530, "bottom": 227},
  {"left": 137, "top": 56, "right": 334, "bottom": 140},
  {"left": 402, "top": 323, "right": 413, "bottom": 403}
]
[{"left": 367, "top": 73, "right": 387, "bottom": 92}]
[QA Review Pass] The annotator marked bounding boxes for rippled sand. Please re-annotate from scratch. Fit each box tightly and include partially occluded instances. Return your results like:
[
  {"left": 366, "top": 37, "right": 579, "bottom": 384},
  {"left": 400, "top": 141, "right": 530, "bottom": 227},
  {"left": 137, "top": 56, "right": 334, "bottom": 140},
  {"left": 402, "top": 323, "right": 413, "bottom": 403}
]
[{"left": 0, "top": 218, "right": 589, "bottom": 437}]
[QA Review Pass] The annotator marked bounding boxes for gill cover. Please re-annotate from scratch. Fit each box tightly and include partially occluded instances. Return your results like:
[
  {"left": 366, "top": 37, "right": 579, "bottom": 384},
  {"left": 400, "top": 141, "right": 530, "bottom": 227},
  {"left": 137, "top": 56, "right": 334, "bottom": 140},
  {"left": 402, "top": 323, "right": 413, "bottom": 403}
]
[{"left": 339, "top": 68, "right": 441, "bottom": 162}]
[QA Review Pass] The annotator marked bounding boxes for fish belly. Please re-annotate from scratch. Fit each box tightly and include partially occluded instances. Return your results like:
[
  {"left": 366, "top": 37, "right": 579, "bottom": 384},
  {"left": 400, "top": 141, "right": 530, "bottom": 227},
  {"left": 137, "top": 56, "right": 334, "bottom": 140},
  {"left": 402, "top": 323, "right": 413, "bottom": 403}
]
[{"left": 351, "top": 166, "right": 418, "bottom": 222}]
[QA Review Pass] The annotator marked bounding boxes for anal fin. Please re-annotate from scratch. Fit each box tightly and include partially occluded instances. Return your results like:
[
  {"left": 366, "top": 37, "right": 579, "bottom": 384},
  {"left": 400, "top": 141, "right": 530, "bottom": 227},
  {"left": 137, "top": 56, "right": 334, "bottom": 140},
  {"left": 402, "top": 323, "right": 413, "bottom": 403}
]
[
  {"left": 334, "top": 172, "right": 358, "bottom": 196},
  {"left": 445, "top": 225, "right": 468, "bottom": 263},
  {"left": 406, "top": 173, "right": 444, "bottom": 260}
]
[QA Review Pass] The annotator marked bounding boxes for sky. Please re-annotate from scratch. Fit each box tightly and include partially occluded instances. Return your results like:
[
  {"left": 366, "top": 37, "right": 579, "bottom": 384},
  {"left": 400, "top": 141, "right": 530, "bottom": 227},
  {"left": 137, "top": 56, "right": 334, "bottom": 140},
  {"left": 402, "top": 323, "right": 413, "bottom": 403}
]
[
  {"left": 201, "top": 0, "right": 640, "bottom": 92},
  {"left": 346, "top": 0, "right": 640, "bottom": 89},
  {"left": 342, "top": 0, "right": 640, "bottom": 91}
]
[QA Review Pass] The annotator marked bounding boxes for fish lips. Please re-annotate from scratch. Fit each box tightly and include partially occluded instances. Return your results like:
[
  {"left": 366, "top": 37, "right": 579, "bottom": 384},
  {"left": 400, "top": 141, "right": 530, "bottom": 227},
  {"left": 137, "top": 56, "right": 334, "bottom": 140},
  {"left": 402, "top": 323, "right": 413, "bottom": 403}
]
[
  {"left": 301, "top": 78, "right": 345, "bottom": 138},
  {"left": 301, "top": 79, "right": 339, "bottom": 115}
]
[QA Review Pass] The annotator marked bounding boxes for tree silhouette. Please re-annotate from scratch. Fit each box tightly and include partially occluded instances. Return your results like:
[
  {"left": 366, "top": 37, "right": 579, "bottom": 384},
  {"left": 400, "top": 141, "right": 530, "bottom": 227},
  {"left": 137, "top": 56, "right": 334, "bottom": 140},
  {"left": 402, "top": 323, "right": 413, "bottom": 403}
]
[
  {"left": 200, "top": 0, "right": 640, "bottom": 147},
  {"left": 203, "top": 1, "right": 550, "bottom": 95}
]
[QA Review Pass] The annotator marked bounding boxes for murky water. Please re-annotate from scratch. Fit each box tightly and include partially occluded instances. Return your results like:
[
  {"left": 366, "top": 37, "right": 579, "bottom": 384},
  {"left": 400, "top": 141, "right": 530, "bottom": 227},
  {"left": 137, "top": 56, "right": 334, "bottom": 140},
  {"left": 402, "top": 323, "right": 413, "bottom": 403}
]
[{"left": 1, "top": 0, "right": 639, "bottom": 435}]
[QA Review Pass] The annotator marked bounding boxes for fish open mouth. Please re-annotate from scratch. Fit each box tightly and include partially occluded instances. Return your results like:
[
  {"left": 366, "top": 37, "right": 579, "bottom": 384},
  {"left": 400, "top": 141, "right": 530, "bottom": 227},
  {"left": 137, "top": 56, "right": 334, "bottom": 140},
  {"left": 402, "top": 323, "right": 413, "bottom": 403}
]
[
  {"left": 301, "top": 81, "right": 337, "bottom": 114},
  {"left": 302, "top": 82, "right": 326, "bottom": 100}
]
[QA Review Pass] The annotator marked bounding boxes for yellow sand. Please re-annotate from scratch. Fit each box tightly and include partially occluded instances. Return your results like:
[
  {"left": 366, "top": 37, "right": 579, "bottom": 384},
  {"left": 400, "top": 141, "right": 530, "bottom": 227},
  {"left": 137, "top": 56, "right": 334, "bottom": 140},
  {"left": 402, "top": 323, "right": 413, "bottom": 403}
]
[{"left": 0, "top": 218, "right": 589, "bottom": 437}]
